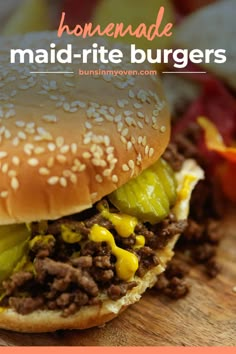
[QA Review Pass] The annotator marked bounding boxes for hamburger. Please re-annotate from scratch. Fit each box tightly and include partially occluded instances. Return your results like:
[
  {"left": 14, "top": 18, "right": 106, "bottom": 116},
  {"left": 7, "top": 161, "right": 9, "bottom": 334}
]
[{"left": 0, "top": 32, "right": 203, "bottom": 332}]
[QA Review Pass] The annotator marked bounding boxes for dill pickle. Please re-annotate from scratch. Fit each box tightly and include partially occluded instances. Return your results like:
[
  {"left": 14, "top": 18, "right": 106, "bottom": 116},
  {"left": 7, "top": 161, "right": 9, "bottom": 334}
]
[
  {"left": 109, "top": 159, "right": 177, "bottom": 224},
  {"left": 0, "top": 239, "right": 28, "bottom": 282},
  {"left": 0, "top": 224, "right": 30, "bottom": 282},
  {"left": 0, "top": 224, "right": 30, "bottom": 253},
  {"left": 151, "top": 159, "right": 177, "bottom": 206}
]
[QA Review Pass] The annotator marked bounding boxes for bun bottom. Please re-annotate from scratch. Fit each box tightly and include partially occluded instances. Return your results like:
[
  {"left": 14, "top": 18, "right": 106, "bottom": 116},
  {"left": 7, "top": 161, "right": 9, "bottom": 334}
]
[{"left": 0, "top": 160, "right": 203, "bottom": 333}]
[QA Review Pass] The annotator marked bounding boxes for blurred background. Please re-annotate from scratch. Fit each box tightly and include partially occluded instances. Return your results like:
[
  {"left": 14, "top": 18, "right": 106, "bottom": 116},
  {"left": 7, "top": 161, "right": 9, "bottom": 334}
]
[{"left": 0, "top": 0, "right": 218, "bottom": 36}]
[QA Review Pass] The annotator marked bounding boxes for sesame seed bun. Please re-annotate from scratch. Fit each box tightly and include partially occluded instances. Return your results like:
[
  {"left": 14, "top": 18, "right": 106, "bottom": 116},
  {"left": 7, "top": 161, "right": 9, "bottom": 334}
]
[
  {"left": 0, "top": 31, "right": 170, "bottom": 225},
  {"left": 0, "top": 160, "right": 204, "bottom": 332}
]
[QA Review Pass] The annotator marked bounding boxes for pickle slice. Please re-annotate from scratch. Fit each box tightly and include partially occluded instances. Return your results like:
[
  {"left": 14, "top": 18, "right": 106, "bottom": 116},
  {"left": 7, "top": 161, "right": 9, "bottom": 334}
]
[
  {"left": 0, "top": 239, "right": 28, "bottom": 282},
  {"left": 151, "top": 159, "right": 177, "bottom": 206},
  {"left": 109, "top": 158, "right": 177, "bottom": 224},
  {"left": 0, "top": 224, "right": 30, "bottom": 254}
]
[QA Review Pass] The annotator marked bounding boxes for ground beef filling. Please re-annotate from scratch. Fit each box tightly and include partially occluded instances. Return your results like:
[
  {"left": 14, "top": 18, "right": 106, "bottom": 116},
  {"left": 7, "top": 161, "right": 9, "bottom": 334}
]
[{"left": 0, "top": 204, "right": 186, "bottom": 317}]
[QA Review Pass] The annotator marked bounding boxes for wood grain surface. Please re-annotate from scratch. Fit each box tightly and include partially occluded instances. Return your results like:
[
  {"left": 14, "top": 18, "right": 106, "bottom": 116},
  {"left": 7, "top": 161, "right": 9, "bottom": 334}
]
[{"left": 0, "top": 207, "right": 235, "bottom": 346}]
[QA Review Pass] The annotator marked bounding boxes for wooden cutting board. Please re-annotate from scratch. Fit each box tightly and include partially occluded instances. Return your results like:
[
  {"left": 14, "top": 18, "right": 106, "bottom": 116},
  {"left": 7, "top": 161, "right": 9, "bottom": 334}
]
[{"left": 0, "top": 207, "right": 235, "bottom": 346}]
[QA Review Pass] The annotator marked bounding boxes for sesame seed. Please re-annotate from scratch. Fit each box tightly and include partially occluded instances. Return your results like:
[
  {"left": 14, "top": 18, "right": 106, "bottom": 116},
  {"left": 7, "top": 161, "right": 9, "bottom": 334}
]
[
  {"left": 122, "top": 164, "right": 129, "bottom": 172},
  {"left": 24, "top": 144, "right": 34, "bottom": 156},
  {"left": 121, "top": 128, "right": 129, "bottom": 137},
  {"left": 124, "top": 110, "right": 133, "bottom": 116},
  {"left": 82, "top": 152, "right": 91, "bottom": 159},
  {"left": 160, "top": 126, "right": 166, "bottom": 133},
  {"left": 43, "top": 114, "right": 57, "bottom": 123},
  {"left": 103, "top": 169, "right": 112, "bottom": 177},
  {"left": 126, "top": 141, "right": 132, "bottom": 150},
  {"left": 0, "top": 152, "right": 7, "bottom": 159},
  {"left": 11, "top": 177, "right": 19, "bottom": 190},
  {"left": 56, "top": 154, "right": 67, "bottom": 164},
  {"left": 137, "top": 121, "right": 143, "bottom": 129},
  {"left": 79, "top": 164, "right": 86, "bottom": 172},
  {"left": 145, "top": 145, "right": 149, "bottom": 155},
  {"left": 109, "top": 107, "right": 116, "bottom": 115},
  {"left": 18, "top": 131, "right": 27, "bottom": 140},
  {"left": 142, "top": 136, "right": 147, "bottom": 146},
  {"left": 5, "top": 109, "right": 16, "bottom": 118},
  {"left": 34, "top": 147, "right": 45, "bottom": 155},
  {"left": 85, "top": 121, "right": 92, "bottom": 129},
  {"left": 4, "top": 130, "right": 11, "bottom": 139},
  {"left": 60, "top": 177, "right": 67, "bottom": 187},
  {"left": 120, "top": 136, "right": 127, "bottom": 144},
  {"left": 112, "top": 175, "right": 118, "bottom": 183},
  {"left": 48, "top": 143, "right": 56, "bottom": 152},
  {"left": 153, "top": 109, "right": 159, "bottom": 117},
  {"left": 1, "top": 163, "right": 8, "bottom": 173},
  {"left": 95, "top": 174, "right": 103, "bottom": 183},
  {"left": 138, "top": 136, "right": 143, "bottom": 144},
  {"left": 28, "top": 158, "right": 39, "bottom": 167},
  {"left": 15, "top": 121, "right": 25, "bottom": 127},
  {"left": 137, "top": 112, "right": 144, "bottom": 118},
  {"left": 12, "top": 156, "right": 20, "bottom": 166},
  {"left": 117, "top": 99, "right": 125, "bottom": 108},
  {"left": 114, "top": 115, "right": 122, "bottom": 123},
  {"left": 128, "top": 160, "right": 135, "bottom": 170},
  {"left": 134, "top": 103, "right": 142, "bottom": 109},
  {"left": 39, "top": 167, "right": 50, "bottom": 176},
  {"left": 104, "top": 136, "right": 110, "bottom": 146},
  {"left": 149, "top": 147, "right": 154, "bottom": 157},
  {"left": 0, "top": 191, "right": 8, "bottom": 198},
  {"left": 56, "top": 136, "right": 64, "bottom": 148},
  {"left": 48, "top": 176, "right": 59, "bottom": 185},
  {"left": 129, "top": 90, "right": 135, "bottom": 98},
  {"left": 60, "top": 145, "right": 70, "bottom": 154},
  {"left": 70, "top": 174, "right": 77, "bottom": 184}
]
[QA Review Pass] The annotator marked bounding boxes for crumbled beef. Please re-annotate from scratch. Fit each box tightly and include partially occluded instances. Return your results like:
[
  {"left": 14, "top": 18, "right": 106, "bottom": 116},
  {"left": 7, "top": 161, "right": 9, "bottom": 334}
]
[
  {"left": 165, "top": 258, "right": 190, "bottom": 279},
  {"left": 85, "top": 214, "right": 113, "bottom": 229},
  {"left": 93, "top": 269, "right": 114, "bottom": 282},
  {"left": 115, "top": 234, "right": 136, "bottom": 248},
  {"left": 162, "top": 143, "right": 185, "bottom": 171},
  {"left": 135, "top": 214, "right": 187, "bottom": 251},
  {"left": 30, "top": 236, "right": 56, "bottom": 259},
  {"left": 155, "top": 259, "right": 190, "bottom": 299},
  {"left": 9, "top": 297, "right": 44, "bottom": 315},
  {"left": 71, "top": 255, "right": 93, "bottom": 268},
  {"left": 205, "top": 259, "right": 221, "bottom": 278},
  {"left": 149, "top": 215, "right": 188, "bottom": 249},
  {"left": 162, "top": 277, "right": 190, "bottom": 299},
  {"left": 34, "top": 258, "right": 99, "bottom": 297},
  {"left": 136, "top": 247, "right": 159, "bottom": 277},
  {"left": 3, "top": 271, "right": 33, "bottom": 296},
  {"left": 93, "top": 255, "right": 112, "bottom": 268},
  {"left": 47, "top": 220, "right": 90, "bottom": 237},
  {"left": 107, "top": 282, "right": 137, "bottom": 301},
  {"left": 80, "top": 241, "right": 111, "bottom": 257}
]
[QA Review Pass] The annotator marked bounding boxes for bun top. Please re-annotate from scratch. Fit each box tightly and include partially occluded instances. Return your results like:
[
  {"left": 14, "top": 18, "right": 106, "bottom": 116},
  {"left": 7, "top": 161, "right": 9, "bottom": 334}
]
[{"left": 0, "top": 32, "right": 170, "bottom": 224}]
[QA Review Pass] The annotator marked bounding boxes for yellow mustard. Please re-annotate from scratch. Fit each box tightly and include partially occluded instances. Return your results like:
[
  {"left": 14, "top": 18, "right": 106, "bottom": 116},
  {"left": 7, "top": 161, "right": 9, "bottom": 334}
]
[
  {"left": 178, "top": 175, "right": 196, "bottom": 200},
  {"left": 89, "top": 224, "right": 139, "bottom": 281},
  {"left": 61, "top": 225, "right": 82, "bottom": 243},
  {"left": 134, "top": 235, "right": 145, "bottom": 249},
  {"left": 101, "top": 209, "right": 138, "bottom": 238}
]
